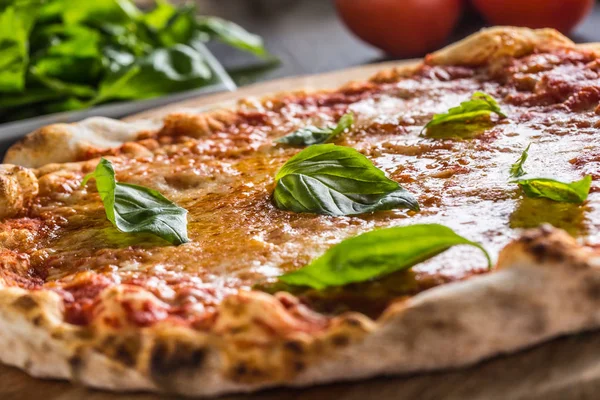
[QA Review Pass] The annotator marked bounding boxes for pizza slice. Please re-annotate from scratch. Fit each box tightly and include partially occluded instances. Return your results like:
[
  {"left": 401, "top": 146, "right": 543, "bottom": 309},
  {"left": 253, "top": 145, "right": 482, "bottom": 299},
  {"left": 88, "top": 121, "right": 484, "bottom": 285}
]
[{"left": 1, "top": 27, "right": 600, "bottom": 396}]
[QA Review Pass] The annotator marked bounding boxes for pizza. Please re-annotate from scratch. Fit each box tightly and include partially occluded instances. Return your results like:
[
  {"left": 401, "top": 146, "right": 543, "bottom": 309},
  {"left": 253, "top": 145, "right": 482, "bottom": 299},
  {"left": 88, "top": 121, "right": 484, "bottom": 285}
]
[{"left": 2, "top": 26, "right": 600, "bottom": 397}]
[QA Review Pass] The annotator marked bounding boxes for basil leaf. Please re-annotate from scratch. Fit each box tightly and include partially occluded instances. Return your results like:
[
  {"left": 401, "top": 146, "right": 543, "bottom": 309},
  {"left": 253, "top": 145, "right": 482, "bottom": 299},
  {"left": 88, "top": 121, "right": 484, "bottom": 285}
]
[
  {"left": 423, "top": 91, "right": 506, "bottom": 135},
  {"left": 276, "top": 113, "right": 354, "bottom": 146},
  {"left": 273, "top": 144, "right": 419, "bottom": 216},
  {"left": 93, "top": 44, "right": 211, "bottom": 103},
  {"left": 280, "top": 224, "right": 491, "bottom": 289},
  {"left": 196, "top": 16, "right": 268, "bottom": 57},
  {"left": 509, "top": 143, "right": 530, "bottom": 179},
  {"left": 509, "top": 145, "right": 592, "bottom": 204},
  {"left": 82, "top": 158, "right": 189, "bottom": 245},
  {"left": 516, "top": 176, "right": 592, "bottom": 204}
]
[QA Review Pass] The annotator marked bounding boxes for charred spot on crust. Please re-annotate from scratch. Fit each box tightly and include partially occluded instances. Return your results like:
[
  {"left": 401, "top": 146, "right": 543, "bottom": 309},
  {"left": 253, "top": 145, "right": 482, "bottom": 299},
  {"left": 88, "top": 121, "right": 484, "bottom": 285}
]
[
  {"left": 518, "top": 225, "right": 580, "bottom": 265},
  {"left": 149, "top": 341, "right": 206, "bottom": 388},
  {"left": 293, "top": 361, "right": 305, "bottom": 372},
  {"left": 585, "top": 275, "right": 600, "bottom": 300},
  {"left": 283, "top": 340, "right": 305, "bottom": 354},
  {"left": 95, "top": 335, "right": 142, "bottom": 368},
  {"left": 12, "top": 295, "right": 38, "bottom": 311},
  {"left": 230, "top": 361, "right": 265, "bottom": 380},
  {"left": 68, "top": 354, "right": 83, "bottom": 380},
  {"left": 115, "top": 343, "right": 136, "bottom": 367},
  {"left": 32, "top": 315, "right": 43, "bottom": 326},
  {"left": 330, "top": 334, "right": 350, "bottom": 347}
]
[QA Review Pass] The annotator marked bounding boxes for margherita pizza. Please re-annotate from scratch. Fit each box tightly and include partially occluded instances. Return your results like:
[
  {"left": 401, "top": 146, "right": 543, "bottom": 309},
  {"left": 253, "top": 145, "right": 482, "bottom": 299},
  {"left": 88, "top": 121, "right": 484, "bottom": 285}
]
[{"left": 2, "top": 27, "right": 600, "bottom": 396}]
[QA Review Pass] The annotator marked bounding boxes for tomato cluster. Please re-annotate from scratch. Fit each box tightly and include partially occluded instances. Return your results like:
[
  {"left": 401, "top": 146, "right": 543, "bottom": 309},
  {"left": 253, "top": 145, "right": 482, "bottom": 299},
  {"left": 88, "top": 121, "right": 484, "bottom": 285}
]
[{"left": 335, "top": 0, "right": 594, "bottom": 58}]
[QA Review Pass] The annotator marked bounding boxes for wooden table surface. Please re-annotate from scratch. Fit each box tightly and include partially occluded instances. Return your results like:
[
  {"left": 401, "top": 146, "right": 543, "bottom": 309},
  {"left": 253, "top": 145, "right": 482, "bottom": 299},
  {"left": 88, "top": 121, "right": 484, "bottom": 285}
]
[{"left": 4, "top": 2, "right": 600, "bottom": 399}]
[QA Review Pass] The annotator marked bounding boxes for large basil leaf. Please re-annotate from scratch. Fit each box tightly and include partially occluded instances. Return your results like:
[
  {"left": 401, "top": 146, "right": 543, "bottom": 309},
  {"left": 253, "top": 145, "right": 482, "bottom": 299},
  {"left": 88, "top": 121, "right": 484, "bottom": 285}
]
[
  {"left": 510, "top": 145, "right": 592, "bottom": 204},
  {"left": 276, "top": 113, "right": 354, "bottom": 146},
  {"left": 82, "top": 158, "right": 189, "bottom": 245},
  {"left": 273, "top": 144, "right": 419, "bottom": 216},
  {"left": 93, "top": 44, "right": 211, "bottom": 103},
  {"left": 280, "top": 224, "right": 491, "bottom": 289},
  {"left": 423, "top": 92, "right": 506, "bottom": 137}
]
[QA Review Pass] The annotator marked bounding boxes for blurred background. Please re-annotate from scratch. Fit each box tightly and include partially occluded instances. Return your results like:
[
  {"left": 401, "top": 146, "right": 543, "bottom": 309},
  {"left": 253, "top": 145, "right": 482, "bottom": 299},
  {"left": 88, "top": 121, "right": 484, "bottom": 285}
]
[
  {"left": 188, "top": 0, "right": 600, "bottom": 85},
  {"left": 1, "top": 0, "right": 599, "bottom": 141}
]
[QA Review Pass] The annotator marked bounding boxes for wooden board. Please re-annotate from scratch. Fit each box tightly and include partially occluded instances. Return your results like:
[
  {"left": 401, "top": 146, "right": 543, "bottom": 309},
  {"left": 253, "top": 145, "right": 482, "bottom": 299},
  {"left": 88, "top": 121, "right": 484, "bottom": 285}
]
[{"left": 3, "top": 61, "right": 600, "bottom": 400}]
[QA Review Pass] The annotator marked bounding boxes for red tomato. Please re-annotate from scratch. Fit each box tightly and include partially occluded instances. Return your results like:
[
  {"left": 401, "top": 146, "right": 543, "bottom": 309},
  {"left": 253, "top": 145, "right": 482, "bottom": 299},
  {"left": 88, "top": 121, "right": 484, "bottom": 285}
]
[
  {"left": 472, "top": 0, "right": 593, "bottom": 34},
  {"left": 334, "top": 0, "right": 463, "bottom": 58}
]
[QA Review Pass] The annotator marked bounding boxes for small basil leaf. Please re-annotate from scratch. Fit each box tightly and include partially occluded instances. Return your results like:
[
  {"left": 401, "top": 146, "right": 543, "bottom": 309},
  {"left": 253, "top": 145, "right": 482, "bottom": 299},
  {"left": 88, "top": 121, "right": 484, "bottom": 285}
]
[
  {"left": 516, "top": 176, "right": 592, "bottom": 204},
  {"left": 510, "top": 145, "right": 592, "bottom": 204},
  {"left": 273, "top": 144, "right": 419, "bottom": 216},
  {"left": 82, "top": 158, "right": 189, "bottom": 245},
  {"left": 509, "top": 143, "right": 530, "bottom": 179},
  {"left": 280, "top": 224, "right": 491, "bottom": 289},
  {"left": 276, "top": 113, "right": 354, "bottom": 146},
  {"left": 196, "top": 16, "right": 268, "bottom": 57},
  {"left": 423, "top": 91, "right": 506, "bottom": 135}
]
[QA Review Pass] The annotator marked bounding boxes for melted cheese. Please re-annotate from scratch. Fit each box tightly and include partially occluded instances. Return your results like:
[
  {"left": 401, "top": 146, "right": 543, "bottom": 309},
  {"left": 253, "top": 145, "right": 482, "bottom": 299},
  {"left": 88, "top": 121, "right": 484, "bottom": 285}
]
[{"left": 2, "top": 49, "right": 600, "bottom": 325}]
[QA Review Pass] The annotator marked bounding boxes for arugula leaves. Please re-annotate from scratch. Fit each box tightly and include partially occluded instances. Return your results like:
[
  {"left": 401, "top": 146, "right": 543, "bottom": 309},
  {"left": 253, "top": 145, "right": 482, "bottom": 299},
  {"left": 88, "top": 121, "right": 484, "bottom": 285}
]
[
  {"left": 423, "top": 92, "right": 506, "bottom": 137},
  {"left": 0, "top": 0, "right": 271, "bottom": 123},
  {"left": 82, "top": 158, "right": 189, "bottom": 245},
  {"left": 510, "top": 144, "right": 592, "bottom": 204},
  {"left": 280, "top": 224, "right": 491, "bottom": 289},
  {"left": 276, "top": 113, "right": 354, "bottom": 146},
  {"left": 273, "top": 144, "right": 419, "bottom": 216}
]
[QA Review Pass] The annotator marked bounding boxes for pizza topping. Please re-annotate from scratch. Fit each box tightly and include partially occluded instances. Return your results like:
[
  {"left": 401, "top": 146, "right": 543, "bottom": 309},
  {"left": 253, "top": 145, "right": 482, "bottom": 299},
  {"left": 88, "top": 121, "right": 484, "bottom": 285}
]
[
  {"left": 276, "top": 113, "right": 354, "bottom": 146},
  {"left": 423, "top": 91, "right": 507, "bottom": 138},
  {"left": 278, "top": 224, "right": 491, "bottom": 289},
  {"left": 82, "top": 158, "right": 189, "bottom": 245},
  {"left": 510, "top": 145, "right": 592, "bottom": 204},
  {"left": 272, "top": 144, "right": 420, "bottom": 216}
]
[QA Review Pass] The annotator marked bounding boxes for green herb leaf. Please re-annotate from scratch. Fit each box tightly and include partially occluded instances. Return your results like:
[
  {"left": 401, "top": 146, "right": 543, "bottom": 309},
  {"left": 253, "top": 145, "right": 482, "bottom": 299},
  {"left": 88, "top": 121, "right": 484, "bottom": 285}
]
[
  {"left": 0, "top": 4, "right": 37, "bottom": 92},
  {"left": 273, "top": 144, "right": 419, "bottom": 216},
  {"left": 82, "top": 158, "right": 189, "bottom": 245},
  {"left": 509, "top": 143, "right": 530, "bottom": 179},
  {"left": 93, "top": 44, "right": 211, "bottom": 103},
  {"left": 280, "top": 224, "right": 491, "bottom": 289},
  {"left": 276, "top": 113, "right": 354, "bottom": 146},
  {"left": 510, "top": 145, "right": 592, "bottom": 204},
  {"left": 423, "top": 91, "right": 506, "bottom": 134},
  {"left": 516, "top": 176, "right": 592, "bottom": 204},
  {"left": 63, "top": 0, "right": 141, "bottom": 25},
  {"left": 196, "top": 16, "right": 268, "bottom": 57}
]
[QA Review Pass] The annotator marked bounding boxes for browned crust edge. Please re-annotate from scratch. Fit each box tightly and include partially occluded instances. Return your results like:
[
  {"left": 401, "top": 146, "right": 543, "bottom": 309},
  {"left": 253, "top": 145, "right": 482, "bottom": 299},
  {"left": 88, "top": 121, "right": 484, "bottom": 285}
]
[{"left": 1, "top": 27, "right": 600, "bottom": 397}]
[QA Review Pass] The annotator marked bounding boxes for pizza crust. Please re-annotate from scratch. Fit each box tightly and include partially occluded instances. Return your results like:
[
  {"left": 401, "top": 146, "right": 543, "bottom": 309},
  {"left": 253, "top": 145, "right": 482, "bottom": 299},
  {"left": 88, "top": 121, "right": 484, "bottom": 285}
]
[
  {"left": 2, "top": 27, "right": 600, "bottom": 396},
  {"left": 2, "top": 225, "right": 600, "bottom": 397}
]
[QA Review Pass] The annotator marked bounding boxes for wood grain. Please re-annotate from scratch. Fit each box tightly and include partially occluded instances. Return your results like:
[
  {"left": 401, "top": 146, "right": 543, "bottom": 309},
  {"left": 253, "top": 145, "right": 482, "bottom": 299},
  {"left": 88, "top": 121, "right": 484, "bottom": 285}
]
[{"left": 3, "top": 60, "right": 600, "bottom": 400}]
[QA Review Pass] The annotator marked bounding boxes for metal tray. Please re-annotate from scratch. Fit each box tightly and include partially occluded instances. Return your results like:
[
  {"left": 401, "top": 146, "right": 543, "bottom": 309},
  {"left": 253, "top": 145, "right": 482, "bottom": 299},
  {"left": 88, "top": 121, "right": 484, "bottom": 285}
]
[{"left": 0, "top": 43, "right": 236, "bottom": 157}]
